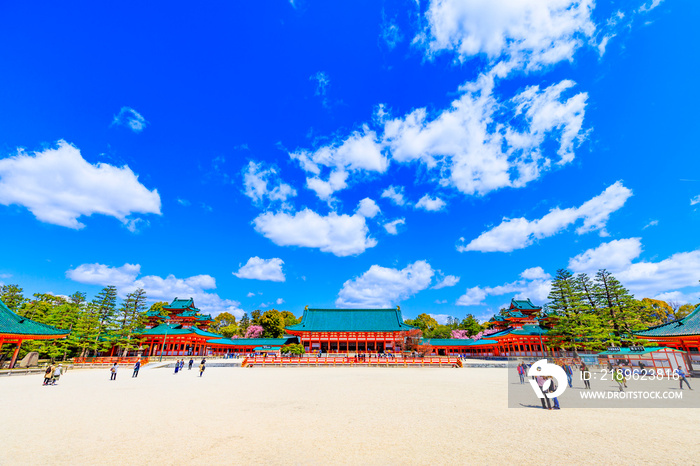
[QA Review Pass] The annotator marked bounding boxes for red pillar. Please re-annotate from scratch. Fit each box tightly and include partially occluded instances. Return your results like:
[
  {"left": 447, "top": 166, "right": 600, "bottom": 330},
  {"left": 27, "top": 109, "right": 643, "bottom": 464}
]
[{"left": 10, "top": 340, "right": 23, "bottom": 368}]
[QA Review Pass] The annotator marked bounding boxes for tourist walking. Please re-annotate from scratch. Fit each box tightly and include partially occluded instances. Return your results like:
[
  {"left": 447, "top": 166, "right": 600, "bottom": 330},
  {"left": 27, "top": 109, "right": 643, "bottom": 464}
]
[
  {"left": 564, "top": 363, "right": 573, "bottom": 388},
  {"left": 52, "top": 364, "right": 63, "bottom": 385},
  {"left": 676, "top": 367, "right": 693, "bottom": 390},
  {"left": 179, "top": 359, "right": 184, "bottom": 371},
  {"left": 613, "top": 368, "right": 625, "bottom": 391},
  {"left": 547, "top": 377, "right": 560, "bottom": 410},
  {"left": 110, "top": 363, "right": 118, "bottom": 381},
  {"left": 43, "top": 364, "right": 54, "bottom": 386},
  {"left": 199, "top": 361, "right": 205, "bottom": 377},
  {"left": 535, "top": 375, "right": 552, "bottom": 410},
  {"left": 174, "top": 360, "right": 180, "bottom": 374},
  {"left": 517, "top": 363, "right": 525, "bottom": 384},
  {"left": 188, "top": 358, "right": 194, "bottom": 370},
  {"left": 580, "top": 363, "right": 591, "bottom": 389},
  {"left": 133, "top": 360, "right": 141, "bottom": 378}
]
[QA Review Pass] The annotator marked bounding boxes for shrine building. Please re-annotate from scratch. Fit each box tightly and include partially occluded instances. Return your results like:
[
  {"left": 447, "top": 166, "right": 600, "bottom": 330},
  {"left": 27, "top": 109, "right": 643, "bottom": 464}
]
[{"left": 0, "top": 299, "right": 69, "bottom": 368}]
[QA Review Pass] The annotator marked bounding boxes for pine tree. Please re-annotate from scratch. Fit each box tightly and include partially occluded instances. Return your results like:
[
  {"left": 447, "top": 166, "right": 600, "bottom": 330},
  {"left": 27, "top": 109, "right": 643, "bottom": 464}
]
[
  {"left": 116, "top": 288, "right": 148, "bottom": 357},
  {"left": 547, "top": 269, "right": 583, "bottom": 314},
  {"left": 0, "top": 284, "right": 26, "bottom": 312},
  {"left": 239, "top": 313, "right": 251, "bottom": 336},
  {"left": 594, "top": 270, "right": 638, "bottom": 340},
  {"left": 90, "top": 286, "right": 118, "bottom": 356}
]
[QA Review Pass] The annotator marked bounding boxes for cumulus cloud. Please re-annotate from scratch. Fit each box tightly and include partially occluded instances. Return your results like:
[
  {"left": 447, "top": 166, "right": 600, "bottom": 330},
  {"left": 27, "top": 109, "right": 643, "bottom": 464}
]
[
  {"left": 691, "top": 195, "right": 700, "bottom": 206},
  {"left": 384, "top": 74, "right": 588, "bottom": 196},
  {"left": 336, "top": 260, "right": 435, "bottom": 308},
  {"left": 67, "top": 263, "right": 244, "bottom": 317},
  {"left": 381, "top": 185, "right": 407, "bottom": 206},
  {"left": 383, "top": 218, "right": 405, "bottom": 235},
  {"left": 253, "top": 207, "right": 377, "bottom": 257},
  {"left": 457, "top": 267, "right": 552, "bottom": 306},
  {"left": 568, "top": 238, "right": 643, "bottom": 274},
  {"left": 0, "top": 141, "right": 161, "bottom": 229},
  {"left": 66, "top": 263, "right": 141, "bottom": 288},
  {"left": 356, "top": 198, "right": 381, "bottom": 218},
  {"left": 243, "top": 160, "right": 297, "bottom": 206},
  {"left": 247, "top": 292, "right": 256, "bottom": 298},
  {"left": 415, "top": 194, "right": 446, "bottom": 212},
  {"left": 462, "top": 181, "right": 632, "bottom": 252},
  {"left": 233, "top": 257, "right": 286, "bottom": 282},
  {"left": 112, "top": 107, "right": 148, "bottom": 132},
  {"left": 419, "top": 0, "right": 595, "bottom": 71},
  {"left": 290, "top": 126, "right": 387, "bottom": 201},
  {"left": 569, "top": 239, "right": 700, "bottom": 300},
  {"left": 433, "top": 275, "right": 460, "bottom": 289}
]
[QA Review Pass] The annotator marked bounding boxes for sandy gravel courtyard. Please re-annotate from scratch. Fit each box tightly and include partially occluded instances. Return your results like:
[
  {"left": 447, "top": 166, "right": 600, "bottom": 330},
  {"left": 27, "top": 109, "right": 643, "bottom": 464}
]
[{"left": 2, "top": 363, "right": 699, "bottom": 465}]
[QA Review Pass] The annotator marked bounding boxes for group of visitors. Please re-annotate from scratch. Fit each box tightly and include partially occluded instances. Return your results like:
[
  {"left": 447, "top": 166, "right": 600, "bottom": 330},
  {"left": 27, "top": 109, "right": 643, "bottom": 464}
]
[{"left": 42, "top": 363, "right": 63, "bottom": 385}]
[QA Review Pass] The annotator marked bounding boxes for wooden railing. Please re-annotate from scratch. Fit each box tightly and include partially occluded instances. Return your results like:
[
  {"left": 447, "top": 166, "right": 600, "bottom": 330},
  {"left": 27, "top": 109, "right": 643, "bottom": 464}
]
[
  {"left": 243, "top": 356, "right": 462, "bottom": 367},
  {"left": 72, "top": 357, "right": 149, "bottom": 365}
]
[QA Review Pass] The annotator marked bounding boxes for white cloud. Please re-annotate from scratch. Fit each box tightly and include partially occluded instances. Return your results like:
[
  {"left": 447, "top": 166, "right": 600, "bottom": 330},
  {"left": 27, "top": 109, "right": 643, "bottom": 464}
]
[
  {"left": 381, "top": 11, "right": 404, "bottom": 49},
  {"left": 112, "top": 107, "right": 148, "bottom": 132},
  {"left": 638, "top": 0, "right": 663, "bottom": 13},
  {"left": 456, "top": 267, "right": 552, "bottom": 306},
  {"left": 429, "top": 314, "right": 451, "bottom": 325},
  {"left": 456, "top": 286, "right": 488, "bottom": 306},
  {"left": 311, "top": 71, "right": 330, "bottom": 108},
  {"left": 0, "top": 141, "right": 161, "bottom": 229},
  {"left": 384, "top": 74, "right": 588, "bottom": 197},
  {"left": 243, "top": 160, "right": 297, "bottom": 206},
  {"left": 568, "top": 238, "right": 643, "bottom": 274},
  {"left": 356, "top": 198, "right": 381, "bottom": 218},
  {"left": 336, "top": 260, "right": 435, "bottom": 308},
  {"left": 290, "top": 127, "right": 387, "bottom": 201},
  {"left": 67, "top": 263, "right": 244, "bottom": 318},
  {"left": 276, "top": 298, "right": 285, "bottom": 305},
  {"left": 433, "top": 275, "right": 460, "bottom": 289},
  {"left": 381, "top": 185, "right": 407, "bottom": 206},
  {"left": 247, "top": 292, "right": 256, "bottom": 298},
  {"left": 383, "top": 218, "right": 405, "bottom": 235},
  {"left": 691, "top": 195, "right": 700, "bottom": 206},
  {"left": 233, "top": 257, "right": 286, "bottom": 282},
  {"left": 253, "top": 208, "right": 377, "bottom": 257},
  {"left": 66, "top": 263, "right": 141, "bottom": 288},
  {"left": 569, "top": 238, "right": 700, "bottom": 299},
  {"left": 642, "top": 220, "right": 658, "bottom": 230},
  {"left": 462, "top": 181, "right": 632, "bottom": 252},
  {"left": 415, "top": 194, "right": 446, "bottom": 211},
  {"left": 419, "top": 0, "right": 595, "bottom": 71}
]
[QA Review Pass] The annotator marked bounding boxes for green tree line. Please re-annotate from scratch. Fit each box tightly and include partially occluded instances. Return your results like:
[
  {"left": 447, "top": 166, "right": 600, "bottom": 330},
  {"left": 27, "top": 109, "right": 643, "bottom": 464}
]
[{"left": 546, "top": 269, "right": 696, "bottom": 351}]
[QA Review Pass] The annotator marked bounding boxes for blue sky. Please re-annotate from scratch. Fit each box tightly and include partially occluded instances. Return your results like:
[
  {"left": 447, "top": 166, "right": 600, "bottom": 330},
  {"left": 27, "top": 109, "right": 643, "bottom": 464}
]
[{"left": 0, "top": 0, "right": 698, "bottom": 323}]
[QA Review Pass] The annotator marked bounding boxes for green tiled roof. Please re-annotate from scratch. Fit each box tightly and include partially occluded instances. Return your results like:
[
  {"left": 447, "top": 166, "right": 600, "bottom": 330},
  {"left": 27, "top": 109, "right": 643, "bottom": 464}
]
[
  {"left": 286, "top": 308, "right": 416, "bottom": 332},
  {"left": 597, "top": 346, "right": 685, "bottom": 356},
  {"left": 424, "top": 339, "right": 496, "bottom": 347},
  {"left": 140, "top": 324, "right": 195, "bottom": 336},
  {"left": 207, "top": 337, "right": 296, "bottom": 346},
  {"left": 191, "top": 327, "right": 222, "bottom": 338},
  {"left": 506, "top": 311, "right": 527, "bottom": 318},
  {"left": 0, "top": 299, "right": 69, "bottom": 337},
  {"left": 486, "top": 324, "right": 548, "bottom": 339},
  {"left": 197, "top": 314, "right": 212, "bottom": 321},
  {"left": 146, "top": 311, "right": 164, "bottom": 317},
  {"left": 510, "top": 298, "right": 541, "bottom": 310},
  {"left": 165, "top": 297, "right": 195, "bottom": 310},
  {"left": 180, "top": 310, "right": 199, "bottom": 317},
  {"left": 635, "top": 305, "right": 700, "bottom": 337}
]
